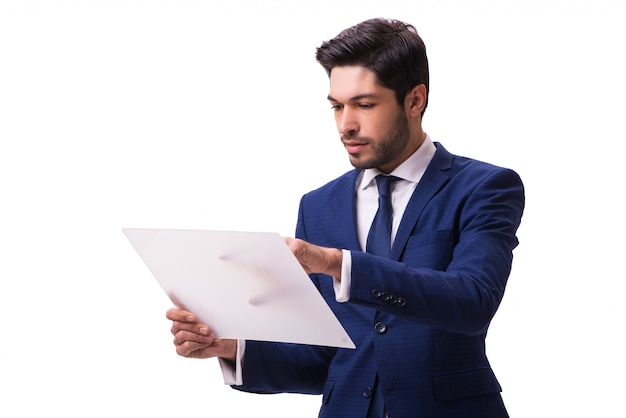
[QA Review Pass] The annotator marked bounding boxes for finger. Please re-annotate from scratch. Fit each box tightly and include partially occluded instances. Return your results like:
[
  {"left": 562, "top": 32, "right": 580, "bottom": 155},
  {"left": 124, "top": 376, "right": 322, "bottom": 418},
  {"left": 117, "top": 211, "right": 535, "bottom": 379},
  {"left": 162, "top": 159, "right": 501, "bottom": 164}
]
[
  {"left": 166, "top": 307, "right": 196, "bottom": 322},
  {"left": 173, "top": 331, "right": 214, "bottom": 348},
  {"left": 175, "top": 340, "right": 214, "bottom": 358},
  {"left": 170, "top": 321, "right": 212, "bottom": 338}
]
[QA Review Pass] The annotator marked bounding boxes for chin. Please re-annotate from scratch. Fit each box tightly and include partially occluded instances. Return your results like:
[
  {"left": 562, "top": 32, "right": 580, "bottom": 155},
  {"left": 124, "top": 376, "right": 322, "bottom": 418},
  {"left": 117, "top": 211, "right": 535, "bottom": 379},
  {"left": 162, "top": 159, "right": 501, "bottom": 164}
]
[{"left": 349, "top": 157, "right": 376, "bottom": 170}]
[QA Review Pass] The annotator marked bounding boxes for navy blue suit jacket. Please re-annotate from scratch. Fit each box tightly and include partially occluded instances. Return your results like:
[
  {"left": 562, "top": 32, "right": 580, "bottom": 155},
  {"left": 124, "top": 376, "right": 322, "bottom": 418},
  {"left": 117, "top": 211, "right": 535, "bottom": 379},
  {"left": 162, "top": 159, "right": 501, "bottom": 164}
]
[{"left": 235, "top": 143, "right": 525, "bottom": 417}]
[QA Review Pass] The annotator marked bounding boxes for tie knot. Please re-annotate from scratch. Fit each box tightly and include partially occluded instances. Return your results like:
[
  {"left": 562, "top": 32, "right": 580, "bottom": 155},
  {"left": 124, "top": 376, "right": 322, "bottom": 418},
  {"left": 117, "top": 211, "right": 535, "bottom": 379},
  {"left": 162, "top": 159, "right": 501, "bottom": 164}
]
[{"left": 374, "top": 175, "right": 398, "bottom": 198}]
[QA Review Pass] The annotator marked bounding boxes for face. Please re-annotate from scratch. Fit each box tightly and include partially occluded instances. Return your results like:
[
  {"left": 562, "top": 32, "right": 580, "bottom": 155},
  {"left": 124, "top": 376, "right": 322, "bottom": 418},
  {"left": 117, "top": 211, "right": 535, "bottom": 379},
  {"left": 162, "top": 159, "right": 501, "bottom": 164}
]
[{"left": 328, "top": 66, "right": 417, "bottom": 173}]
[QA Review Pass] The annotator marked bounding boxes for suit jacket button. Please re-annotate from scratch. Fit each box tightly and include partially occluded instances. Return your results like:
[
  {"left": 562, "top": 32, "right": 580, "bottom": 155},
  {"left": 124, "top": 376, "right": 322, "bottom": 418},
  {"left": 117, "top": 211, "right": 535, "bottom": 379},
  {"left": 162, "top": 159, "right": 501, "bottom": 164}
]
[
  {"left": 363, "top": 386, "right": 373, "bottom": 398},
  {"left": 374, "top": 321, "right": 387, "bottom": 334},
  {"left": 371, "top": 289, "right": 382, "bottom": 298},
  {"left": 380, "top": 291, "right": 389, "bottom": 300},
  {"left": 397, "top": 297, "right": 407, "bottom": 307}
]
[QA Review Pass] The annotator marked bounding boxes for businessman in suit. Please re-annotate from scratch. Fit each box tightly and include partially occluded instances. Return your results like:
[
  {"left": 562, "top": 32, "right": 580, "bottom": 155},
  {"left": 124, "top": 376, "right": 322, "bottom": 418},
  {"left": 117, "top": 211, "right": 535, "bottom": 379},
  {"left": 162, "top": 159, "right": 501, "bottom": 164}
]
[{"left": 167, "top": 18, "right": 525, "bottom": 417}]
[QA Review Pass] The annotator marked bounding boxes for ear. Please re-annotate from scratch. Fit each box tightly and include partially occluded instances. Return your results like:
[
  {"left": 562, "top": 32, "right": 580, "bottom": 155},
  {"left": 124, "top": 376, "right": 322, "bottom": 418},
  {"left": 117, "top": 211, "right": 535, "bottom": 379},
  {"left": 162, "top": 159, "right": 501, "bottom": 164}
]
[{"left": 405, "top": 84, "right": 427, "bottom": 118}]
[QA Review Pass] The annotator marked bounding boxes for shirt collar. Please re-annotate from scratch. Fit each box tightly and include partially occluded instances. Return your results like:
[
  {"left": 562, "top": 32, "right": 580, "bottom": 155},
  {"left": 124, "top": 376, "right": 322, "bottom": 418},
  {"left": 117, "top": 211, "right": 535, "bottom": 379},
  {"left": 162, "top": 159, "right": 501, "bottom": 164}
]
[{"left": 359, "top": 134, "right": 437, "bottom": 190}]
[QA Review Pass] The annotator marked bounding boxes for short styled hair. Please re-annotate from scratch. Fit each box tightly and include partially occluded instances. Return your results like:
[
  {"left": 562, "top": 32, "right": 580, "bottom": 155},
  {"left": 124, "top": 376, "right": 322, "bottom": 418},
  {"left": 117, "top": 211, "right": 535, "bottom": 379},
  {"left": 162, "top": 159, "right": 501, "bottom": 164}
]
[{"left": 316, "top": 18, "right": 430, "bottom": 115}]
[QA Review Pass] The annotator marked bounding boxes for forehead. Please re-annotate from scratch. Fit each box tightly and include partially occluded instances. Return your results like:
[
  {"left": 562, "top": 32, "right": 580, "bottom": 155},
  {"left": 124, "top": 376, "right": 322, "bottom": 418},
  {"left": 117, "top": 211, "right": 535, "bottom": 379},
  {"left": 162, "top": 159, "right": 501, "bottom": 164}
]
[{"left": 328, "top": 66, "right": 393, "bottom": 101}]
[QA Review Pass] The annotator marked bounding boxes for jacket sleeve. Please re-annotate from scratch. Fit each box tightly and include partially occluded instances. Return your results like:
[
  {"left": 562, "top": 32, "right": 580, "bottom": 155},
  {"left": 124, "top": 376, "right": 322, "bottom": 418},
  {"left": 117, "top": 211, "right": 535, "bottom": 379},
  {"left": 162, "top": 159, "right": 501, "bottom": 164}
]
[
  {"left": 232, "top": 340, "right": 336, "bottom": 395},
  {"left": 349, "top": 167, "right": 525, "bottom": 336}
]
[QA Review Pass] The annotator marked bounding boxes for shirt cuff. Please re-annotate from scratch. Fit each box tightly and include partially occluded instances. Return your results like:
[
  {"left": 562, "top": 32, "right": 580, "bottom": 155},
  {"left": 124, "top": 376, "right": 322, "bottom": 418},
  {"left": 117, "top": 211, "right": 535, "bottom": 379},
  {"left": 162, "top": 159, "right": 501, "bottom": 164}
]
[
  {"left": 218, "top": 339, "right": 245, "bottom": 386},
  {"left": 333, "top": 249, "right": 352, "bottom": 303}
]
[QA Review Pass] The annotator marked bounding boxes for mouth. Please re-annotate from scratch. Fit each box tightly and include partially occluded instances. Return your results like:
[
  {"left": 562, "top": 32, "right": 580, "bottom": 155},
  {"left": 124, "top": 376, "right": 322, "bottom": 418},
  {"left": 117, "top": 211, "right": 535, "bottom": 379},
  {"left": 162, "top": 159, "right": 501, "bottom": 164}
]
[{"left": 343, "top": 141, "right": 369, "bottom": 155}]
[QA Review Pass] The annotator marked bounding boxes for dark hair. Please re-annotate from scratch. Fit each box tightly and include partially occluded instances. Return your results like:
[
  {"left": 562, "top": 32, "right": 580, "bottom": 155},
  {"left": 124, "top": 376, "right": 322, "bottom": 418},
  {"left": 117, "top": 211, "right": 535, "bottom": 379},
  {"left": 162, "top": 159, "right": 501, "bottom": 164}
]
[{"left": 316, "top": 18, "right": 429, "bottom": 115}]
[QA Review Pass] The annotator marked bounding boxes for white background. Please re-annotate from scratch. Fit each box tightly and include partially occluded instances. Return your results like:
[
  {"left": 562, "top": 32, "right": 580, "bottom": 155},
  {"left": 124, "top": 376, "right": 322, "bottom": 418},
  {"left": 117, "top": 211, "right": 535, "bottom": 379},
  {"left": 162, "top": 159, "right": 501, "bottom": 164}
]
[{"left": 1, "top": 0, "right": 624, "bottom": 416}]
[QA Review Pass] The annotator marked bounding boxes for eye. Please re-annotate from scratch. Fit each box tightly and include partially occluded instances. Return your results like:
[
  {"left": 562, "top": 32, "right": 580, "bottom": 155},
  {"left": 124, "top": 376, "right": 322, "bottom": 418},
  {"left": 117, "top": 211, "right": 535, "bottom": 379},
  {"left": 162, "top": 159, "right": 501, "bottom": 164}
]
[
  {"left": 358, "top": 103, "right": 375, "bottom": 109},
  {"left": 330, "top": 103, "right": 343, "bottom": 111}
]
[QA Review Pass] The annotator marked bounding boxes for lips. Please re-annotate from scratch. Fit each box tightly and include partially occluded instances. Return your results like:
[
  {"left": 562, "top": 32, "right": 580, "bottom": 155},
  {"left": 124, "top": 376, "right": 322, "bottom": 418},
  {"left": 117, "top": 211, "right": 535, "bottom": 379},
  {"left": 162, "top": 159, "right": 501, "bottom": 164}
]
[{"left": 343, "top": 141, "right": 368, "bottom": 154}]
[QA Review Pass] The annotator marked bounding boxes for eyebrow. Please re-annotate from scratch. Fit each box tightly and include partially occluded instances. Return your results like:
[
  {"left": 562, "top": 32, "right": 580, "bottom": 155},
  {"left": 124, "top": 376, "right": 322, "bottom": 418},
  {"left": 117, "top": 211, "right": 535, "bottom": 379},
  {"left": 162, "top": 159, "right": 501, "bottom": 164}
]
[{"left": 327, "top": 93, "right": 380, "bottom": 102}]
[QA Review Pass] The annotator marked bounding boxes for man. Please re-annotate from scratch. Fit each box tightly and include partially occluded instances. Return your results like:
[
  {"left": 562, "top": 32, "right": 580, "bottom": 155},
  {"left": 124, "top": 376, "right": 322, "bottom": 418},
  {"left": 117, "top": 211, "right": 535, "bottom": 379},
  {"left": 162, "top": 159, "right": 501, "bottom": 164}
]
[{"left": 167, "top": 18, "right": 524, "bottom": 417}]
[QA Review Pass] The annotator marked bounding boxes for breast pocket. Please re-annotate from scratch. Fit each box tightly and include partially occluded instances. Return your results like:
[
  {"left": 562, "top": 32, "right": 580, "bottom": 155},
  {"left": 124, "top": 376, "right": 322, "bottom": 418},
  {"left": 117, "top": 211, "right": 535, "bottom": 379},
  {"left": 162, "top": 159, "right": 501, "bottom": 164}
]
[{"left": 400, "top": 230, "right": 455, "bottom": 270}]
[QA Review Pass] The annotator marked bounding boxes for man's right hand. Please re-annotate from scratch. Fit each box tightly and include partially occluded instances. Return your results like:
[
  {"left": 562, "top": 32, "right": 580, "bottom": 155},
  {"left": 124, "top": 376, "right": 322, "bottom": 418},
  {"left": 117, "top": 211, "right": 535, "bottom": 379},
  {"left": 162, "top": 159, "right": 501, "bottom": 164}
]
[{"left": 166, "top": 308, "right": 237, "bottom": 362}]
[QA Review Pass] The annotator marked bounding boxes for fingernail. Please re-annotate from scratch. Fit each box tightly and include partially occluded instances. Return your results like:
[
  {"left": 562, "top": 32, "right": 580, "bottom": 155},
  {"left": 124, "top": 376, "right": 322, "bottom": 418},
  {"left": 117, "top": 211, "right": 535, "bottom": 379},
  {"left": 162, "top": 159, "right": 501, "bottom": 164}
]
[{"left": 199, "top": 327, "right": 209, "bottom": 334}]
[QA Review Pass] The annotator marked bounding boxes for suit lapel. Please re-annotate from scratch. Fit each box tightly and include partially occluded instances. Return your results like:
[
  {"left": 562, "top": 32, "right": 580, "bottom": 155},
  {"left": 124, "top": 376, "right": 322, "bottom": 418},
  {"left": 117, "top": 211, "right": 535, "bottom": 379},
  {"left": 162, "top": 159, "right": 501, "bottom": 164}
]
[{"left": 391, "top": 143, "right": 454, "bottom": 260}]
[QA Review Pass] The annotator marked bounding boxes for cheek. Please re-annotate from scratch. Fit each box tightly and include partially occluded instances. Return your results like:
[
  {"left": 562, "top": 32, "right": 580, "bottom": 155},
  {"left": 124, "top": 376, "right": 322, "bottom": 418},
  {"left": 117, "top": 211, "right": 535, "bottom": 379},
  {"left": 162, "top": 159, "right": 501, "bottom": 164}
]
[{"left": 365, "top": 115, "right": 390, "bottom": 138}]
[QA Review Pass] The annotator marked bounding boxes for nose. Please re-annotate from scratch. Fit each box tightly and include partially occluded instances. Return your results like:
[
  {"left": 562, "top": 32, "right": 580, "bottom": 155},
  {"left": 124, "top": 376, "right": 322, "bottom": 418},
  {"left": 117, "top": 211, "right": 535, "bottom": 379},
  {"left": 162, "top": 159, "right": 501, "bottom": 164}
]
[{"left": 337, "top": 107, "right": 359, "bottom": 139}]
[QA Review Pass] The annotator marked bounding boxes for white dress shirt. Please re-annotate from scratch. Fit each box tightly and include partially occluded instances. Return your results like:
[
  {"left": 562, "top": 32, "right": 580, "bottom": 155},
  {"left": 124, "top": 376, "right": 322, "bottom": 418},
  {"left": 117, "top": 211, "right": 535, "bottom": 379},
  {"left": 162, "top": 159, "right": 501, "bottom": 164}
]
[
  {"left": 334, "top": 135, "right": 436, "bottom": 301},
  {"left": 221, "top": 135, "right": 437, "bottom": 385}
]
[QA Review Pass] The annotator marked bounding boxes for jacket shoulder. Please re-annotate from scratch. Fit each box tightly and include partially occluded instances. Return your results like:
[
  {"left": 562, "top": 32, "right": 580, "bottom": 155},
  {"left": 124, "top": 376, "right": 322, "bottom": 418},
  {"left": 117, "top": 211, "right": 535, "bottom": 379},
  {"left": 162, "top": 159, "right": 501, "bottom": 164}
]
[{"left": 432, "top": 143, "right": 523, "bottom": 191}]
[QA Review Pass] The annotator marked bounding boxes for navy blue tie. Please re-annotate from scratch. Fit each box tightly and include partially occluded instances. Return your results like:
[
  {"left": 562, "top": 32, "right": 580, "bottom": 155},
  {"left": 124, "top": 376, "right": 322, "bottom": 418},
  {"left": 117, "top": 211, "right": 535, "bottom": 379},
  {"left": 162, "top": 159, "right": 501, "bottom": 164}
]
[
  {"left": 366, "top": 175, "right": 398, "bottom": 258},
  {"left": 366, "top": 175, "right": 398, "bottom": 417}
]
